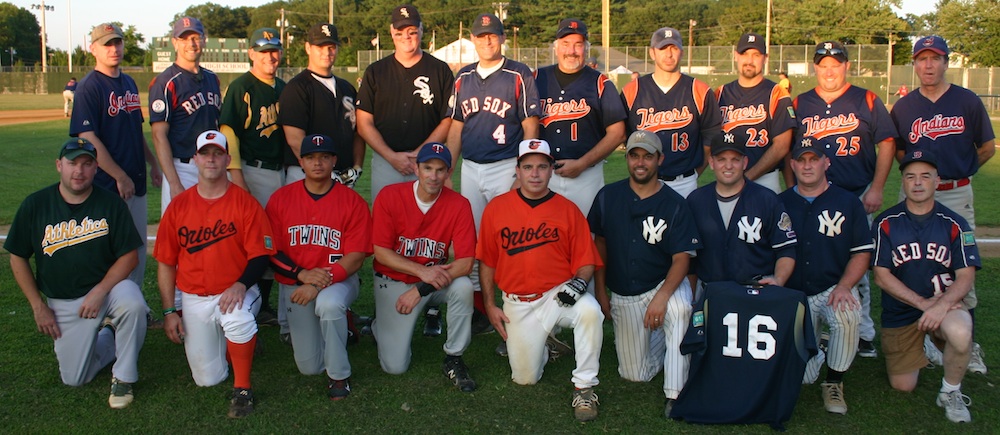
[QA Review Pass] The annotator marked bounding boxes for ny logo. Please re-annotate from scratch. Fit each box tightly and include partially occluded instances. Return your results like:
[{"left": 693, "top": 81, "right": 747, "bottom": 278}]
[
  {"left": 817, "top": 210, "right": 845, "bottom": 237},
  {"left": 737, "top": 216, "right": 762, "bottom": 244},
  {"left": 801, "top": 138, "right": 812, "bottom": 147},
  {"left": 641, "top": 216, "right": 668, "bottom": 244},
  {"left": 747, "top": 35, "right": 756, "bottom": 43},
  {"left": 400, "top": 7, "right": 410, "bottom": 18},
  {"left": 724, "top": 133, "right": 735, "bottom": 143},
  {"left": 321, "top": 25, "right": 332, "bottom": 37}
]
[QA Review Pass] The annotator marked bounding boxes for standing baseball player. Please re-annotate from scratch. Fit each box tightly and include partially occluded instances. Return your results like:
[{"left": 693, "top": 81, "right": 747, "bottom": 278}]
[
  {"left": 478, "top": 139, "right": 605, "bottom": 422},
  {"left": 589, "top": 130, "right": 702, "bottom": 417},
  {"left": 872, "top": 150, "right": 980, "bottom": 423},
  {"left": 536, "top": 18, "right": 627, "bottom": 214},
  {"left": 149, "top": 16, "right": 221, "bottom": 214},
  {"left": 6, "top": 138, "right": 146, "bottom": 409},
  {"left": 266, "top": 134, "right": 373, "bottom": 400},
  {"left": 370, "top": 143, "right": 477, "bottom": 391},
  {"left": 716, "top": 32, "right": 796, "bottom": 193},
  {"left": 621, "top": 26, "right": 721, "bottom": 198},
  {"left": 154, "top": 130, "right": 274, "bottom": 418},
  {"left": 779, "top": 140, "right": 871, "bottom": 414},
  {"left": 63, "top": 77, "right": 77, "bottom": 117},
  {"left": 890, "top": 35, "right": 994, "bottom": 374}
]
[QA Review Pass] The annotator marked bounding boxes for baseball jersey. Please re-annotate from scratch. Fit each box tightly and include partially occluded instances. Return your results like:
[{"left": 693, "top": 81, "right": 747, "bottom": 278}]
[
  {"left": 890, "top": 85, "right": 995, "bottom": 180},
  {"left": 448, "top": 58, "right": 541, "bottom": 163},
  {"left": 687, "top": 181, "right": 797, "bottom": 283},
  {"left": 372, "top": 181, "right": 477, "bottom": 283},
  {"left": 277, "top": 70, "right": 358, "bottom": 170},
  {"left": 779, "top": 185, "right": 873, "bottom": 296},
  {"left": 220, "top": 71, "right": 287, "bottom": 167},
  {"left": 477, "top": 190, "right": 602, "bottom": 295},
  {"left": 588, "top": 180, "right": 702, "bottom": 296},
  {"left": 64, "top": 80, "right": 77, "bottom": 92},
  {"left": 793, "top": 85, "right": 897, "bottom": 194},
  {"left": 716, "top": 79, "right": 796, "bottom": 170},
  {"left": 872, "top": 201, "right": 981, "bottom": 328},
  {"left": 356, "top": 52, "right": 454, "bottom": 152},
  {"left": 153, "top": 184, "right": 274, "bottom": 295},
  {"left": 148, "top": 64, "right": 222, "bottom": 159},
  {"left": 70, "top": 70, "right": 147, "bottom": 197},
  {"left": 4, "top": 184, "right": 142, "bottom": 299},
  {"left": 672, "top": 281, "right": 816, "bottom": 430},
  {"left": 535, "top": 66, "right": 627, "bottom": 160},
  {"left": 265, "top": 181, "right": 373, "bottom": 285},
  {"left": 621, "top": 74, "right": 721, "bottom": 178}
]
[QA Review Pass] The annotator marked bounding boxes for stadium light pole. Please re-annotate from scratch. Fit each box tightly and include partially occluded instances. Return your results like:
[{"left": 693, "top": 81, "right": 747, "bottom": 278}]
[
  {"left": 67, "top": 0, "right": 72, "bottom": 73},
  {"left": 31, "top": 1, "right": 55, "bottom": 73}
]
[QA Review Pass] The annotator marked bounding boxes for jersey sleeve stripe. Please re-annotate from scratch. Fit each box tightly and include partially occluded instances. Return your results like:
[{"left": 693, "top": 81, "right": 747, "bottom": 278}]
[
  {"left": 692, "top": 79, "right": 710, "bottom": 116},
  {"left": 622, "top": 80, "right": 639, "bottom": 108},
  {"left": 850, "top": 243, "right": 875, "bottom": 253},
  {"left": 864, "top": 90, "right": 878, "bottom": 112},
  {"left": 772, "top": 239, "right": 797, "bottom": 249},
  {"left": 768, "top": 85, "right": 789, "bottom": 118},
  {"left": 596, "top": 74, "right": 608, "bottom": 97}
]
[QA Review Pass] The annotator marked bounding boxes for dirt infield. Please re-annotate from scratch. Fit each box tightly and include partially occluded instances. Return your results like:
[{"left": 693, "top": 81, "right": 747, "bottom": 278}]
[{"left": 0, "top": 109, "right": 67, "bottom": 126}]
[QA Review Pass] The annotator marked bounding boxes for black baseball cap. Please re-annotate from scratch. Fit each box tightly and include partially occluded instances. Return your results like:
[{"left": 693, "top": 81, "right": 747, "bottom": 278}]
[
  {"left": 790, "top": 138, "right": 825, "bottom": 160},
  {"left": 307, "top": 23, "right": 340, "bottom": 46},
  {"left": 913, "top": 35, "right": 949, "bottom": 58},
  {"left": 60, "top": 138, "right": 97, "bottom": 160},
  {"left": 650, "top": 27, "right": 683, "bottom": 50},
  {"left": 710, "top": 132, "right": 745, "bottom": 156},
  {"left": 300, "top": 134, "right": 337, "bottom": 156},
  {"left": 392, "top": 4, "right": 422, "bottom": 30},
  {"left": 555, "top": 18, "right": 588, "bottom": 40},
  {"left": 737, "top": 32, "right": 766, "bottom": 54},
  {"left": 814, "top": 41, "right": 848, "bottom": 64},
  {"left": 899, "top": 149, "right": 938, "bottom": 172},
  {"left": 472, "top": 13, "right": 503, "bottom": 36}
]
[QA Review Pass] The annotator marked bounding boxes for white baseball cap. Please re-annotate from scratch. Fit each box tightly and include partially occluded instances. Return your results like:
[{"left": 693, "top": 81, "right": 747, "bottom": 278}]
[
  {"left": 196, "top": 130, "right": 228, "bottom": 152},
  {"left": 517, "top": 139, "right": 553, "bottom": 162}
]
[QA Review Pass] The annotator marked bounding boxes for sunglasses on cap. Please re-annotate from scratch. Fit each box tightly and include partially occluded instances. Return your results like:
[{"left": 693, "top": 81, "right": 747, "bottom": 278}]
[
  {"left": 64, "top": 140, "right": 96, "bottom": 152},
  {"left": 254, "top": 37, "right": 281, "bottom": 48},
  {"left": 815, "top": 47, "right": 845, "bottom": 57}
]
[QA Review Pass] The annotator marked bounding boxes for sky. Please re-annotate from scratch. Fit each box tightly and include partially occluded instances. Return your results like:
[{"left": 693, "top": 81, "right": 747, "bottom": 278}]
[{"left": 19, "top": 0, "right": 939, "bottom": 52}]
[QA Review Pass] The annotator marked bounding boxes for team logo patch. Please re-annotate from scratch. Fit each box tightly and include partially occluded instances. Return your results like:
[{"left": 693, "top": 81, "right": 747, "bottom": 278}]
[
  {"left": 692, "top": 311, "right": 704, "bottom": 327},
  {"left": 152, "top": 99, "right": 166, "bottom": 113},
  {"left": 321, "top": 25, "right": 332, "bottom": 37},
  {"left": 481, "top": 15, "right": 491, "bottom": 26},
  {"left": 787, "top": 106, "right": 796, "bottom": 119},
  {"left": 413, "top": 76, "right": 434, "bottom": 104},
  {"left": 400, "top": 7, "right": 410, "bottom": 18},
  {"left": 264, "top": 236, "right": 273, "bottom": 250},
  {"left": 962, "top": 231, "right": 976, "bottom": 246},
  {"left": 747, "top": 288, "right": 760, "bottom": 295},
  {"left": 641, "top": 216, "right": 668, "bottom": 244}
]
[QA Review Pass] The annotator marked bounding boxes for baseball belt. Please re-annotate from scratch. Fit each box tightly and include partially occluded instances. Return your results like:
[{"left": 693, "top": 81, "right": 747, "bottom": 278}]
[{"left": 937, "top": 177, "right": 970, "bottom": 191}]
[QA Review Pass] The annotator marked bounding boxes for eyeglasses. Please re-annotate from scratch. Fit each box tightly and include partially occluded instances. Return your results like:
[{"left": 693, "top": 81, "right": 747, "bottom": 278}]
[
  {"left": 254, "top": 37, "right": 281, "bottom": 48},
  {"left": 815, "top": 47, "right": 845, "bottom": 57}
]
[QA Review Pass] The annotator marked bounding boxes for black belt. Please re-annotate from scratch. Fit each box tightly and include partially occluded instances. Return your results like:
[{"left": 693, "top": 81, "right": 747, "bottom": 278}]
[
  {"left": 245, "top": 159, "right": 282, "bottom": 171},
  {"left": 374, "top": 272, "right": 391, "bottom": 279},
  {"left": 178, "top": 157, "right": 192, "bottom": 164},
  {"left": 659, "top": 169, "right": 696, "bottom": 182}
]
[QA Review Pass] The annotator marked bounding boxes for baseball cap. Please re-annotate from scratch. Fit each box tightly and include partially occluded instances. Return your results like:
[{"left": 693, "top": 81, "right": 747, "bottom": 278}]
[
  {"left": 555, "top": 18, "right": 588, "bottom": 40},
  {"left": 392, "top": 4, "right": 422, "bottom": 30},
  {"left": 196, "top": 130, "right": 227, "bottom": 152},
  {"left": 899, "top": 149, "right": 938, "bottom": 172},
  {"left": 60, "top": 138, "right": 97, "bottom": 160},
  {"left": 710, "top": 132, "right": 745, "bottom": 156},
  {"left": 737, "top": 32, "right": 766, "bottom": 54},
  {"left": 650, "top": 27, "right": 683, "bottom": 50},
  {"left": 416, "top": 142, "right": 452, "bottom": 168},
  {"left": 913, "top": 35, "right": 949, "bottom": 58},
  {"left": 625, "top": 130, "right": 662, "bottom": 155},
  {"left": 90, "top": 23, "right": 123, "bottom": 46},
  {"left": 518, "top": 139, "right": 554, "bottom": 162},
  {"left": 307, "top": 23, "right": 340, "bottom": 46},
  {"left": 471, "top": 13, "right": 504, "bottom": 36},
  {"left": 300, "top": 134, "right": 337, "bottom": 157},
  {"left": 172, "top": 16, "right": 205, "bottom": 39},
  {"left": 250, "top": 27, "right": 281, "bottom": 52},
  {"left": 790, "top": 138, "right": 825, "bottom": 160},
  {"left": 814, "top": 41, "right": 848, "bottom": 64}
]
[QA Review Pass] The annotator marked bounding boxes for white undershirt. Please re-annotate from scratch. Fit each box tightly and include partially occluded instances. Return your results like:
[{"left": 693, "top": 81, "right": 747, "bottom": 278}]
[
  {"left": 311, "top": 72, "right": 338, "bottom": 98},
  {"left": 476, "top": 62, "right": 503, "bottom": 79},
  {"left": 413, "top": 181, "right": 437, "bottom": 213}
]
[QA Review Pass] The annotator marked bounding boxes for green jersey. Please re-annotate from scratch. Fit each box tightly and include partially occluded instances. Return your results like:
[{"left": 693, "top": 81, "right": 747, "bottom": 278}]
[{"left": 220, "top": 71, "right": 286, "bottom": 167}]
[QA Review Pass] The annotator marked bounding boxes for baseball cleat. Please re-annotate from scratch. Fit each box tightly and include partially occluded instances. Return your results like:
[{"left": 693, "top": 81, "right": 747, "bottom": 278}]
[
  {"left": 328, "top": 378, "right": 351, "bottom": 400},
  {"left": 546, "top": 334, "right": 574, "bottom": 362},
  {"left": 857, "top": 339, "right": 877, "bottom": 358},
  {"left": 663, "top": 398, "right": 676, "bottom": 419},
  {"left": 936, "top": 390, "right": 972, "bottom": 423},
  {"left": 279, "top": 332, "right": 292, "bottom": 346},
  {"left": 968, "top": 342, "right": 987, "bottom": 374},
  {"left": 423, "top": 307, "right": 443, "bottom": 337},
  {"left": 818, "top": 331, "right": 829, "bottom": 354},
  {"left": 821, "top": 382, "right": 847, "bottom": 414},
  {"left": 145, "top": 312, "right": 163, "bottom": 330},
  {"left": 495, "top": 341, "right": 508, "bottom": 357},
  {"left": 924, "top": 335, "right": 943, "bottom": 368},
  {"left": 255, "top": 309, "right": 279, "bottom": 327},
  {"left": 228, "top": 388, "right": 255, "bottom": 418},
  {"left": 108, "top": 378, "right": 133, "bottom": 409},
  {"left": 572, "top": 387, "right": 599, "bottom": 422},
  {"left": 471, "top": 310, "right": 495, "bottom": 335},
  {"left": 443, "top": 355, "right": 477, "bottom": 392}
]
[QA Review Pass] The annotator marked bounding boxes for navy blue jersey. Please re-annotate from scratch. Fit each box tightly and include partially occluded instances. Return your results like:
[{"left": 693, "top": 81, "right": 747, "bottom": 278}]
[
  {"left": 448, "top": 58, "right": 540, "bottom": 163},
  {"left": 872, "top": 201, "right": 981, "bottom": 328},
  {"left": 672, "top": 281, "right": 816, "bottom": 430},
  {"left": 148, "top": 64, "right": 222, "bottom": 159},
  {"left": 588, "top": 180, "right": 702, "bottom": 296},
  {"left": 536, "top": 66, "right": 627, "bottom": 160},
  {"left": 890, "top": 85, "right": 995, "bottom": 180},
  {"left": 780, "top": 184, "right": 874, "bottom": 295},
  {"left": 717, "top": 79, "right": 796, "bottom": 170},
  {"left": 621, "top": 74, "right": 721, "bottom": 178},
  {"left": 278, "top": 70, "right": 357, "bottom": 169},
  {"left": 688, "top": 181, "right": 797, "bottom": 283},
  {"left": 793, "top": 85, "right": 896, "bottom": 194},
  {"left": 70, "top": 70, "right": 147, "bottom": 197}
]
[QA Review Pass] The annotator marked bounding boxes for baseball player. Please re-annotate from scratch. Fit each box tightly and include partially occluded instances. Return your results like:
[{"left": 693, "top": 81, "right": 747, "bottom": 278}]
[
  {"left": 890, "top": 35, "right": 994, "bottom": 374},
  {"left": 621, "top": 26, "right": 721, "bottom": 198},
  {"left": 266, "top": 134, "right": 373, "bottom": 400},
  {"left": 149, "top": 16, "right": 222, "bottom": 214},
  {"left": 154, "top": 130, "right": 274, "bottom": 418},
  {"left": 536, "top": 18, "right": 627, "bottom": 214},
  {"left": 779, "top": 140, "right": 872, "bottom": 415},
  {"left": 872, "top": 150, "right": 980, "bottom": 423},
  {"left": 716, "top": 32, "right": 796, "bottom": 193},
  {"left": 63, "top": 77, "right": 76, "bottom": 117},
  {"left": 477, "top": 139, "right": 605, "bottom": 422},
  {"left": 588, "top": 130, "right": 702, "bottom": 417},
  {"left": 5, "top": 138, "right": 146, "bottom": 409},
  {"left": 370, "top": 143, "right": 477, "bottom": 391}
]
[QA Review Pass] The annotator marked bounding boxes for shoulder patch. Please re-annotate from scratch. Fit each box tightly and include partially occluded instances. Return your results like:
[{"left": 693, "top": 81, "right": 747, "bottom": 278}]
[
  {"left": 152, "top": 100, "right": 166, "bottom": 113},
  {"left": 962, "top": 231, "right": 976, "bottom": 246},
  {"left": 787, "top": 106, "right": 796, "bottom": 119},
  {"left": 264, "top": 236, "right": 273, "bottom": 250}
]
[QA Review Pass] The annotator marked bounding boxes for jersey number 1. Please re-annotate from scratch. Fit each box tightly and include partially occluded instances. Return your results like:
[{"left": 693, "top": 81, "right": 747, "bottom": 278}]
[{"left": 721, "top": 312, "right": 776, "bottom": 360}]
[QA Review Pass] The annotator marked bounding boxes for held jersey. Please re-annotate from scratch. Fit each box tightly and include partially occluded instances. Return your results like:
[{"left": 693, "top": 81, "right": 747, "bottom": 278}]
[
  {"left": 779, "top": 185, "right": 874, "bottom": 296},
  {"left": 148, "top": 64, "right": 222, "bottom": 159},
  {"left": 154, "top": 184, "right": 274, "bottom": 295},
  {"left": 220, "top": 71, "right": 287, "bottom": 166},
  {"left": 890, "top": 85, "right": 995, "bottom": 179},
  {"left": 4, "top": 184, "right": 142, "bottom": 299},
  {"left": 372, "top": 181, "right": 477, "bottom": 283},
  {"left": 265, "top": 181, "right": 372, "bottom": 286},
  {"left": 621, "top": 74, "right": 721, "bottom": 177},
  {"left": 716, "top": 79, "right": 796, "bottom": 170},
  {"left": 477, "top": 190, "right": 602, "bottom": 295},
  {"left": 535, "top": 66, "right": 627, "bottom": 160},
  {"left": 588, "top": 179, "right": 702, "bottom": 296},
  {"left": 671, "top": 281, "right": 816, "bottom": 430},
  {"left": 277, "top": 70, "right": 358, "bottom": 169},
  {"left": 872, "top": 201, "right": 981, "bottom": 328},
  {"left": 70, "top": 70, "right": 148, "bottom": 197},
  {"left": 448, "top": 58, "right": 541, "bottom": 163},
  {"left": 793, "top": 85, "right": 896, "bottom": 194}
]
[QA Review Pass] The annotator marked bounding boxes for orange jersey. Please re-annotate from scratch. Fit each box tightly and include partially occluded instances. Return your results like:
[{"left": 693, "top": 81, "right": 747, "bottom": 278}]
[
  {"left": 477, "top": 190, "right": 602, "bottom": 295},
  {"left": 154, "top": 184, "right": 274, "bottom": 295}
]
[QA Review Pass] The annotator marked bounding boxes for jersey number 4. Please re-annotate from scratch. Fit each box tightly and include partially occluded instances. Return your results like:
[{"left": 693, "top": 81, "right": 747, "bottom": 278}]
[{"left": 721, "top": 312, "right": 776, "bottom": 360}]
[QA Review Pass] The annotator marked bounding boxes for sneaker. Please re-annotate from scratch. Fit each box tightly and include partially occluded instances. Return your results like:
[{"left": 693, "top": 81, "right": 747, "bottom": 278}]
[
  {"left": 471, "top": 310, "right": 495, "bottom": 335},
  {"left": 664, "top": 398, "right": 676, "bottom": 418},
  {"left": 936, "top": 390, "right": 972, "bottom": 423},
  {"left": 108, "top": 378, "right": 133, "bottom": 409},
  {"left": 572, "top": 387, "right": 599, "bottom": 422},
  {"left": 495, "top": 341, "right": 508, "bottom": 357},
  {"left": 858, "top": 339, "right": 877, "bottom": 358},
  {"left": 256, "top": 309, "right": 279, "bottom": 327},
  {"left": 818, "top": 331, "right": 829, "bottom": 354},
  {"left": 443, "top": 355, "right": 477, "bottom": 392},
  {"left": 924, "top": 335, "right": 943, "bottom": 368},
  {"left": 424, "top": 307, "right": 443, "bottom": 337},
  {"left": 228, "top": 388, "right": 254, "bottom": 418},
  {"left": 279, "top": 332, "right": 292, "bottom": 346},
  {"left": 146, "top": 312, "right": 163, "bottom": 330},
  {"left": 969, "top": 342, "right": 987, "bottom": 374},
  {"left": 547, "top": 334, "right": 574, "bottom": 362},
  {"left": 328, "top": 378, "right": 351, "bottom": 400},
  {"left": 821, "top": 382, "right": 848, "bottom": 414},
  {"left": 357, "top": 314, "right": 374, "bottom": 336}
]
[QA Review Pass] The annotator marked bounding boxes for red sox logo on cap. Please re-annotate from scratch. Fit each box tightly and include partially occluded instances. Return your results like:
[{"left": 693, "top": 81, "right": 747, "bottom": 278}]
[
  {"left": 568, "top": 21, "right": 578, "bottom": 29},
  {"left": 914, "top": 150, "right": 923, "bottom": 158},
  {"left": 183, "top": 18, "right": 192, "bottom": 28},
  {"left": 431, "top": 143, "right": 445, "bottom": 154},
  {"left": 312, "top": 135, "right": 325, "bottom": 146},
  {"left": 481, "top": 15, "right": 491, "bottom": 26},
  {"left": 104, "top": 24, "right": 114, "bottom": 32}
]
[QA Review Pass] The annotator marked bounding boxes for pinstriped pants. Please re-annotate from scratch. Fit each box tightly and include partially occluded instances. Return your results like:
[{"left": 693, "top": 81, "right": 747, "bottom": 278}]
[{"left": 803, "top": 285, "right": 861, "bottom": 384}]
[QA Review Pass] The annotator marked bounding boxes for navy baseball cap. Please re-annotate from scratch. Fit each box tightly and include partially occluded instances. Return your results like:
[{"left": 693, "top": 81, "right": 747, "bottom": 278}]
[
  {"left": 737, "top": 32, "right": 766, "bottom": 54},
  {"left": 392, "top": 4, "right": 422, "bottom": 30},
  {"left": 172, "top": 17, "right": 205, "bottom": 38},
  {"left": 300, "top": 134, "right": 337, "bottom": 156},
  {"left": 307, "top": 23, "right": 340, "bottom": 46},
  {"left": 518, "top": 139, "right": 554, "bottom": 162},
  {"left": 196, "top": 130, "right": 227, "bottom": 152},
  {"left": 91, "top": 23, "right": 123, "bottom": 46},
  {"left": 250, "top": 28, "right": 281, "bottom": 52},
  {"left": 555, "top": 18, "right": 588, "bottom": 40},
  {"left": 790, "top": 138, "right": 825, "bottom": 160},
  {"left": 913, "top": 35, "right": 949, "bottom": 58},
  {"left": 472, "top": 13, "right": 504, "bottom": 36},
  {"left": 710, "top": 132, "right": 745, "bottom": 156},
  {"left": 625, "top": 130, "right": 662, "bottom": 155},
  {"left": 814, "top": 41, "right": 848, "bottom": 64},
  {"left": 651, "top": 27, "right": 683, "bottom": 50},
  {"left": 899, "top": 149, "right": 938, "bottom": 172},
  {"left": 60, "top": 138, "right": 97, "bottom": 160},
  {"left": 416, "top": 142, "right": 452, "bottom": 168}
]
